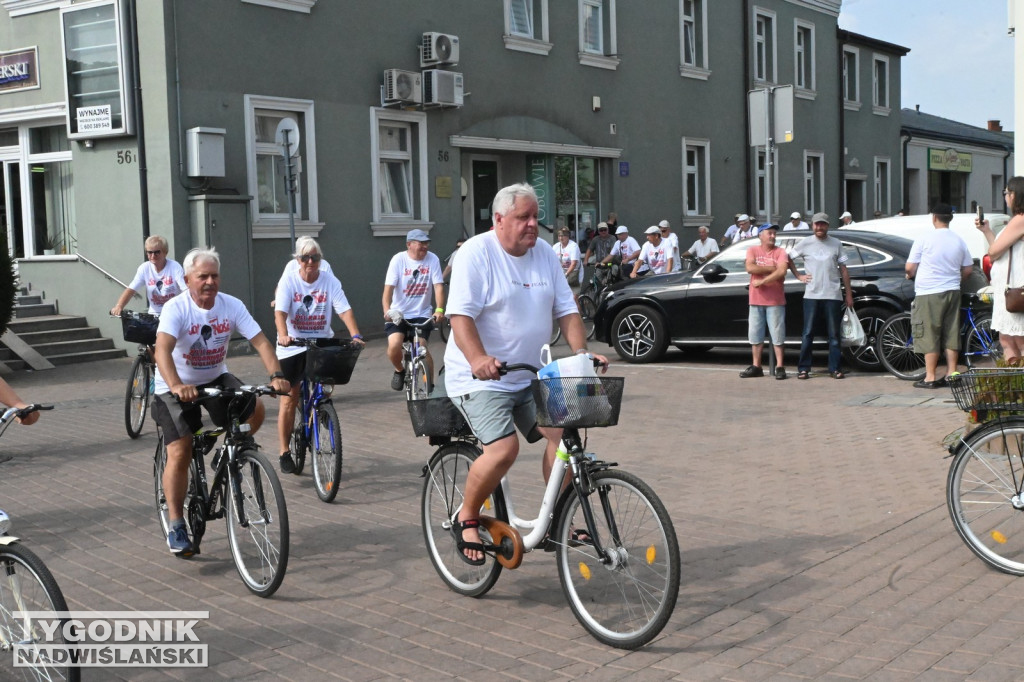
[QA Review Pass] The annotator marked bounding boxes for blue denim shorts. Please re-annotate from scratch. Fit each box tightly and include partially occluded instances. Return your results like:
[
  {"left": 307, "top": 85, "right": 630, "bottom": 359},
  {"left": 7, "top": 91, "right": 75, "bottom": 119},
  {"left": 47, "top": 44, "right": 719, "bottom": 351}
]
[{"left": 748, "top": 305, "right": 786, "bottom": 345}]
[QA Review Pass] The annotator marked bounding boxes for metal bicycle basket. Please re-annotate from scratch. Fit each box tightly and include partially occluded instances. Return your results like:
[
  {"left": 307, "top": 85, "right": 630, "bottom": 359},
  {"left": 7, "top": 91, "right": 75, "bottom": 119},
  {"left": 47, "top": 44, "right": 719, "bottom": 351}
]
[
  {"left": 531, "top": 376, "right": 624, "bottom": 429},
  {"left": 949, "top": 369, "right": 1024, "bottom": 414},
  {"left": 121, "top": 311, "right": 158, "bottom": 345},
  {"left": 304, "top": 343, "right": 360, "bottom": 385},
  {"left": 407, "top": 397, "right": 471, "bottom": 437}
]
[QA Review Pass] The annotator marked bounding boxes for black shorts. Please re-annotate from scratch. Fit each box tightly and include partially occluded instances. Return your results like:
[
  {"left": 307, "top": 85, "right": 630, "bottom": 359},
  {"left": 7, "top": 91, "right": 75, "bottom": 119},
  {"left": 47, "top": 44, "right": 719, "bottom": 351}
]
[
  {"left": 384, "top": 317, "right": 433, "bottom": 341},
  {"left": 279, "top": 352, "right": 307, "bottom": 385},
  {"left": 151, "top": 373, "right": 254, "bottom": 443}
]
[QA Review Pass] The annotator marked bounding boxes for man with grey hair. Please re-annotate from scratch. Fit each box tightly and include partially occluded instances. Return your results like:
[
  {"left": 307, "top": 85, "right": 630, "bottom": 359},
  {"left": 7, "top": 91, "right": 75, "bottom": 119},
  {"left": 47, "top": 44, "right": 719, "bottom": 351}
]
[
  {"left": 153, "top": 247, "right": 289, "bottom": 557},
  {"left": 445, "top": 182, "right": 608, "bottom": 565},
  {"left": 681, "top": 226, "right": 719, "bottom": 268}
]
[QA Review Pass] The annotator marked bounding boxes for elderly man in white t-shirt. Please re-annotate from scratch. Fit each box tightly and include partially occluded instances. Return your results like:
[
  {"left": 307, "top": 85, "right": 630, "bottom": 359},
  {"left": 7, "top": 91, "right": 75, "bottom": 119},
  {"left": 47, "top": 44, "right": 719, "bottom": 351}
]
[
  {"left": 681, "top": 225, "right": 719, "bottom": 268},
  {"left": 445, "top": 183, "right": 608, "bottom": 565},
  {"left": 784, "top": 211, "right": 809, "bottom": 231}
]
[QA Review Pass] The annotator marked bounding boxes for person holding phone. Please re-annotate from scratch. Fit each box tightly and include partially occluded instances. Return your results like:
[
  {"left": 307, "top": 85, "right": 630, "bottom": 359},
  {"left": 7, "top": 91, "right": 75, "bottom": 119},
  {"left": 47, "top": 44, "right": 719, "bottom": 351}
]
[{"left": 977, "top": 177, "right": 1024, "bottom": 365}]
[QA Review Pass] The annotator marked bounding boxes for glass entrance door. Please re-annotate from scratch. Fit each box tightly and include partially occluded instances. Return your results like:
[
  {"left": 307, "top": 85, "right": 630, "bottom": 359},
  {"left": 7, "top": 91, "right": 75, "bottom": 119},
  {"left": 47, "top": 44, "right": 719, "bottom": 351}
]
[{"left": 554, "top": 156, "right": 598, "bottom": 245}]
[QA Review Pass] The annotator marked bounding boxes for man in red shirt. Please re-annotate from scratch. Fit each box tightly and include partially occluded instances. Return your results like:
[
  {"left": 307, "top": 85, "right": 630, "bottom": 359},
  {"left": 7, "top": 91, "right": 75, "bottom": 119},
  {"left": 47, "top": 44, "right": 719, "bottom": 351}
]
[{"left": 741, "top": 224, "right": 790, "bottom": 379}]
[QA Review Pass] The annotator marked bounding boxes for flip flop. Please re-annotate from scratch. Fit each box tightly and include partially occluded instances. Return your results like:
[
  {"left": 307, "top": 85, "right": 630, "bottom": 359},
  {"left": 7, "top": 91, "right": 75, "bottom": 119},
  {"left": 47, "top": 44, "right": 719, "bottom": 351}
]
[{"left": 452, "top": 519, "right": 486, "bottom": 566}]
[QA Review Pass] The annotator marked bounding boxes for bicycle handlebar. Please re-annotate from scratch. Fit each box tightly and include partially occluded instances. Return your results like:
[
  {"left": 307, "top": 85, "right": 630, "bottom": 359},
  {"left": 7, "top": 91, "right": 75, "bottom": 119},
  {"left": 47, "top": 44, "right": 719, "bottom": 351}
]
[
  {"left": 475, "top": 357, "right": 607, "bottom": 379},
  {"left": 173, "top": 385, "right": 289, "bottom": 403},
  {"left": 4, "top": 404, "right": 53, "bottom": 419},
  {"left": 282, "top": 338, "right": 362, "bottom": 349}
]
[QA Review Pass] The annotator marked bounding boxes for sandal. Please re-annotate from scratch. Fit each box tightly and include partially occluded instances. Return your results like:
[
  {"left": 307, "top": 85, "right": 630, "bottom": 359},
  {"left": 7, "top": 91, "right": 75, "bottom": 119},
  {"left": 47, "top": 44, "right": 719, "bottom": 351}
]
[
  {"left": 831, "top": 370, "right": 845, "bottom": 379},
  {"left": 797, "top": 371, "right": 809, "bottom": 380},
  {"left": 452, "top": 519, "right": 486, "bottom": 566}
]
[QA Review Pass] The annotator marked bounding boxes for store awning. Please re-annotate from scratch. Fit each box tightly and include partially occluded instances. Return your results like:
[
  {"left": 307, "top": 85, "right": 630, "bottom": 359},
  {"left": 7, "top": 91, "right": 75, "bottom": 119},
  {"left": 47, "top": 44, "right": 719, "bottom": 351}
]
[{"left": 449, "top": 134, "right": 621, "bottom": 158}]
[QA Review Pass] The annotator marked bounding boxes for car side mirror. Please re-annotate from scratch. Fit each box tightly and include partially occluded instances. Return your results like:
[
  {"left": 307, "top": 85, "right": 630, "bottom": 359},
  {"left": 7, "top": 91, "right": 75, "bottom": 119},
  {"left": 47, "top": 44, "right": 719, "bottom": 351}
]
[{"left": 701, "top": 263, "right": 727, "bottom": 283}]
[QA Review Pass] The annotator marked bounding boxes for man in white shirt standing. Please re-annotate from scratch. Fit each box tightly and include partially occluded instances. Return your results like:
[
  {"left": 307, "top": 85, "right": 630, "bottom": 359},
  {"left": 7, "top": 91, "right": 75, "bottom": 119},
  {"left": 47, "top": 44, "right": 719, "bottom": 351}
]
[
  {"left": 658, "top": 220, "right": 682, "bottom": 272},
  {"left": 784, "top": 211, "right": 809, "bottom": 231},
  {"left": 681, "top": 226, "right": 719, "bottom": 268},
  {"left": 732, "top": 215, "right": 756, "bottom": 243}
]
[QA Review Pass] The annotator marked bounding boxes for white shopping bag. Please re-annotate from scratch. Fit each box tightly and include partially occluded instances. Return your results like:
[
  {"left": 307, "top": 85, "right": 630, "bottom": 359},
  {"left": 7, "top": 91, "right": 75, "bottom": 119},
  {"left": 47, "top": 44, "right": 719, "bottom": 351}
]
[
  {"left": 537, "top": 345, "right": 610, "bottom": 426},
  {"left": 840, "top": 307, "right": 866, "bottom": 348}
]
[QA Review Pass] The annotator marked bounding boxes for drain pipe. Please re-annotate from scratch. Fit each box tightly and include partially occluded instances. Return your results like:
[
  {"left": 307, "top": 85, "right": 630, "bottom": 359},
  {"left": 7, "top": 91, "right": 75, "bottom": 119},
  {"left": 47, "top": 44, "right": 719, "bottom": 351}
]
[
  {"left": 127, "top": 0, "right": 149, "bottom": 239},
  {"left": 742, "top": 0, "right": 752, "bottom": 217},
  {"left": 901, "top": 132, "right": 912, "bottom": 214}
]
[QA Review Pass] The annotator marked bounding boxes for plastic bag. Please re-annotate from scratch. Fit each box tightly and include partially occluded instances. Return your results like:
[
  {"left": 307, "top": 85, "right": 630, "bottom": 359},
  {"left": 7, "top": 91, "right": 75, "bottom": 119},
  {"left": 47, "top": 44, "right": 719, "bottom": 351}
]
[
  {"left": 840, "top": 307, "right": 866, "bottom": 348},
  {"left": 537, "top": 345, "right": 610, "bottom": 425}
]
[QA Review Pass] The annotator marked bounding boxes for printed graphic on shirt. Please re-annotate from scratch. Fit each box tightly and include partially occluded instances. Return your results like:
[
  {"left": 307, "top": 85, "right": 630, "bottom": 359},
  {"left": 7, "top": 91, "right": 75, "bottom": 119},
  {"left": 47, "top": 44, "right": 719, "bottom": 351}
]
[
  {"left": 183, "top": 319, "right": 230, "bottom": 369},
  {"left": 290, "top": 290, "right": 330, "bottom": 333},
  {"left": 648, "top": 245, "right": 668, "bottom": 272},
  {"left": 149, "top": 274, "right": 180, "bottom": 305},
  {"left": 403, "top": 265, "right": 430, "bottom": 299}
]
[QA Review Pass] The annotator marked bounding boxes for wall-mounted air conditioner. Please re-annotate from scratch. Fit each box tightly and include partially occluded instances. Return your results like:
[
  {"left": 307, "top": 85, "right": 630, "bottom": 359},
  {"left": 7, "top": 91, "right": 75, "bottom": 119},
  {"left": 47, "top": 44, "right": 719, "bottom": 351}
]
[
  {"left": 420, "top": 32, "right": 459, "bottom": 67},
  {"left": 383, "top": 69, "right": 422, "bottom": 104},
  {"left": 422, "top": 69, "right": 464, "bottom": 107}
]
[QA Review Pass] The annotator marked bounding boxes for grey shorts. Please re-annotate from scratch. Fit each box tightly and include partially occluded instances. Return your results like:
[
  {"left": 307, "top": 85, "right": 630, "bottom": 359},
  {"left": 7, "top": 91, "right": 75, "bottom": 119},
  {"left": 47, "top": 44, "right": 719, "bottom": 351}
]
[
  {"left": 151, "top": 373, "right": 251, "bottom": 443},
  {"left": 452, "top": 388, "right": 542, "bottom": 446}
]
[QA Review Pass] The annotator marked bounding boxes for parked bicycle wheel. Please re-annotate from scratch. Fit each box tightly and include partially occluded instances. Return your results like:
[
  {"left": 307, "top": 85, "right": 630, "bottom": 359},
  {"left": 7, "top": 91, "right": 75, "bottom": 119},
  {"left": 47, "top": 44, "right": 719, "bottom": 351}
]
[
  {"left": 124, "top": 354, "right": 151, "bottom": 439},
  {"left": 964, "top": 313, "right": 1003, "bottom": 369},
  {"left": 579, "top": 293, "right": 598, "bottom": 341},
  {"left": 947, "top": 417, "right": 1024, "bottom": 575},
  {"left": 289, "top": 404, "right": 307, "bottom": 475},
  {"left": 0, "top": 543, "right": 80, "bottom": 682},
  {"left": 225, "top": 449, "right": 289, "bottom": 597},
  {"left": 554, "top": 469, "right": 680, "bottom": 649},
  {"left": 421, "top": 442, "right": 506, "bottom": 597},
  {"left": 312, "top": 402, "right": 342, "bottom": 503},
  {"left": 876, "top": 312, "right": 926, "bottom": 380}
]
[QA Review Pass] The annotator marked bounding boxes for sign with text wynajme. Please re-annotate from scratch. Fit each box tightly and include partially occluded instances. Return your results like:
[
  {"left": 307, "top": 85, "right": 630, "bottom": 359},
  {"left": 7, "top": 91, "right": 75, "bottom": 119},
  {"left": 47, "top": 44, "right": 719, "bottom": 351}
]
[{"left": 0, "top": 47, "right": 39, "bottom": 94}]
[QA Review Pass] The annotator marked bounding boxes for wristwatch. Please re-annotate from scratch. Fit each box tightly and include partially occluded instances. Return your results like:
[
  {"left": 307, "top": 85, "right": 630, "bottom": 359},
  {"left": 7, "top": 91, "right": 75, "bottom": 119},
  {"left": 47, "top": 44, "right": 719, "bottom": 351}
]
[{"left": 270, "top": 371, "right": 285, "bottom": 381}]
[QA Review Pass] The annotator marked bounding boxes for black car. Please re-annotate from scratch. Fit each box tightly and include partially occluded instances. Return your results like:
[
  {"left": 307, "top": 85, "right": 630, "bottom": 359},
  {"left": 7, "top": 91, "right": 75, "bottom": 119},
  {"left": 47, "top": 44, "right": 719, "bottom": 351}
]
[{"left": 593, "top": 229, "right": 918, "bottom": 369}]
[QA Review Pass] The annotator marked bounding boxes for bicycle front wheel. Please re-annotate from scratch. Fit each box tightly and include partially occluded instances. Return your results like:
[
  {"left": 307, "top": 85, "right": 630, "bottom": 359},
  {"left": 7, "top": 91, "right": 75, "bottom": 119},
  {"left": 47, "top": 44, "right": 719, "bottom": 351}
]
[
  {"left": 555, "top": 469, "right": 680, "bottom": 649},
  {"left": 948, "top": 417, "right": 1024, "bottom": 575},
  {"left": 0, "top": 543, "right": 80, "bottom": 682},
  {"left": 289, "top": 403, "right": 307, "bottom": 475},
  {"left": 876, "top": 313, "right": 926, "bottom": 381},
  {"left": 225, "top": 449, "right": 289, "bottom": 597},
  {"left": 411, "top": 357, "right": 432, "bottom": 399},
  {"left": 579, "top": 294, "right": 598, "bottom": 341},
  {"left": 312, "top": 402, "right": 342, "bottom": 503},
  {"left": 421, "top": 442, "right": 505, "bottom": 597},
  {"left": 964, "top": 313, "right": 1003, "bottom": 369},
  {"left": 124, "top": 355, "right": 151, "bottom": 439}
]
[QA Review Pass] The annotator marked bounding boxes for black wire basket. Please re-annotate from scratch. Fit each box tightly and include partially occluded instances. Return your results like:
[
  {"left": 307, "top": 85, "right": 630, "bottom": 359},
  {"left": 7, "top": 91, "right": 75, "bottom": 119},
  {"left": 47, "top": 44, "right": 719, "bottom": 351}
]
[
  {"left": 121, "top": 311, "right": 158, "bottom": 345},
  {"left": 407, "top": 397, "right": 471, "bottom": 437},
  {"left": 531, "top": 376, "right": 624, "bottom": 429},
  {"left": 304, "top": 343, "right": 361, "bottom": 385},
  {"left": 949, "top": 369, "right": 1024, "bottom": 414}
]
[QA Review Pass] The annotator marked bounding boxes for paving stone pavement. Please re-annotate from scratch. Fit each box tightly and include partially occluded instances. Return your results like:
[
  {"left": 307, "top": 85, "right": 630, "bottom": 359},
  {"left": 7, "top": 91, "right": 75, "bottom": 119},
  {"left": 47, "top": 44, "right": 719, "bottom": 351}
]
[{"left": 0, "top": 341, "right": 1020, "bottom": 681}]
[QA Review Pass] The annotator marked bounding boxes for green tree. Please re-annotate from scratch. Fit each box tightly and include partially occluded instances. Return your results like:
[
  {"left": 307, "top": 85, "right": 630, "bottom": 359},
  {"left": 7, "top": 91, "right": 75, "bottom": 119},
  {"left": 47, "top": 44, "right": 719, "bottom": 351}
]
[{"left": 0, "top": 232, "right": 17, "bottom": 336}]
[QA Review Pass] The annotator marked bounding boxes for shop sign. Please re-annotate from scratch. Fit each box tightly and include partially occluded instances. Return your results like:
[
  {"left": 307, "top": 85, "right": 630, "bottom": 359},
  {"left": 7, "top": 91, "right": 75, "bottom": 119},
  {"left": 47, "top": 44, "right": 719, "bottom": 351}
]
[
  {"left": 77, "top": 105, "right": 112, "bottom": 133},
  {"left": 526, "top": 155, "right": 550, "bottom": 226},
  {"left": 928, "top": 147, "right": 973, "bottom": 173},
  {"left": 0, "top": 47, "right": 39, "bottom": 94}
]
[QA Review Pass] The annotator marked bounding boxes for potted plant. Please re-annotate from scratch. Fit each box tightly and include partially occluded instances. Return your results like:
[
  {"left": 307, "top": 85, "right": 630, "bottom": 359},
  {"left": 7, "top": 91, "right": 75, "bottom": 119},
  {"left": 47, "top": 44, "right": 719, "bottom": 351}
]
[{"left": 41, "top": 234, "right": 59, "bottom": 256}]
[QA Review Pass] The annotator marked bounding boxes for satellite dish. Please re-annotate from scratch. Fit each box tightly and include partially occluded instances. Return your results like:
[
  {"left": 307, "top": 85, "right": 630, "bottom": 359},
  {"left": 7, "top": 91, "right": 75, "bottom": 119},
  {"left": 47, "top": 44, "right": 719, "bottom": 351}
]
[{"left": 275, "top": 118, "right": 301, "bottom": 157}]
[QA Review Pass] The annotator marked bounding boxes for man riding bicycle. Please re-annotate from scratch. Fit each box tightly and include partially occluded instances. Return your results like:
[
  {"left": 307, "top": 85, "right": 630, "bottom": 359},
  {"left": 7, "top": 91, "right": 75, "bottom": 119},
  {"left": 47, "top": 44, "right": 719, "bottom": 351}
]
[
  {"left": 152, "top": 248, "right": 289, "bottom": 557},
  {"left": 444, "top": 183, "right": 608, "bottom": 565},
  {"left": 382, "top": 229, "right": 446, "bottom": 391}
]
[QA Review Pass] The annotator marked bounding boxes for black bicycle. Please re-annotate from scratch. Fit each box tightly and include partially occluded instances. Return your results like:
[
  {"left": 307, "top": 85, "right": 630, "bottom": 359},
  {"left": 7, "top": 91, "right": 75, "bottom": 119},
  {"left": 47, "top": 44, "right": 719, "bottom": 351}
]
[
  {"left": 153, "top": 385, "right": 289, "bottom": 597},
  {"left": 117, "top": 310, "right": 158, "bottom": 439}
]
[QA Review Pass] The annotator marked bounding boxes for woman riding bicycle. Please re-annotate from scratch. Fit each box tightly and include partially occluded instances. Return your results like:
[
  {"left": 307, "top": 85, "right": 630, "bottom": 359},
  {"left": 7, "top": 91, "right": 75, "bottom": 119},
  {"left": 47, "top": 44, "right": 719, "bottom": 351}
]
[
  {"left": 109, "top": 235, "right": 186, "bottom": 318},
  {"left": 275, "top": 236, "right": 365, "bottom": 474}
]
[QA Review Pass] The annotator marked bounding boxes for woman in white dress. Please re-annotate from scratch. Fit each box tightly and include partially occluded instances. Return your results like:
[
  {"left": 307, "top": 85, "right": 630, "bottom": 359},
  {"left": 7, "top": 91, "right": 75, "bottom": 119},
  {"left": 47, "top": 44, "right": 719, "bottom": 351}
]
[{"left": 977, "top": 176, "right": 1024, "bottom": 364}]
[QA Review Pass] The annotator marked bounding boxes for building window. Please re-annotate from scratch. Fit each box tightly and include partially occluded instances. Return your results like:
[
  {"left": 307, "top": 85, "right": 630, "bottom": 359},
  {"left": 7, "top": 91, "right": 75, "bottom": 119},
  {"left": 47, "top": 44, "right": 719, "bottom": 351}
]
[
  {"left": 753, "top": 8, "right": 776, "bottom": 83},
  {"left": 679, "top": 0, "right": 709, "bottom": 79},
  {"left": 578, "top": 0, "right": 618, "bottom": 69},
  {"left": 794, "top": 21, "right": 815, "bottom": 94},
  {"left": 843, "top": 47, "right": 860, "bottom": 109},
  {"left": 873, "top": 55, "right": 890, "bottom": 114},
  {"left": 681, "top": 138, "right": 710, "bottom": 219},
  {"left": 804, "top": 151, "right": 824, "bottom": 215},
  {"left": 755, "top": 147, "right": 778, "bottom": 219},
  {"left": 244, "top": 95, "right": 322, "bottom": 238},
  {"left": 370, "top": 108, "right": 430, "bottom": 236},
  {"left": 503, "top": 0, "right": 552, "bottom": 55},
  {"left": 874, "top": 158, "right": 890, "bottom": 216}
]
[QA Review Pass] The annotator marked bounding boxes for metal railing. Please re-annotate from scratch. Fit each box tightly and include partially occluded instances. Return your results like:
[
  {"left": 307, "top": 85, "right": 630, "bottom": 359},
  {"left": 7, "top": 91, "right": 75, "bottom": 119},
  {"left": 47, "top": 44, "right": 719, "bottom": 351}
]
[{"left": 75, "top": 252, "right": 135, "bottom": 293}]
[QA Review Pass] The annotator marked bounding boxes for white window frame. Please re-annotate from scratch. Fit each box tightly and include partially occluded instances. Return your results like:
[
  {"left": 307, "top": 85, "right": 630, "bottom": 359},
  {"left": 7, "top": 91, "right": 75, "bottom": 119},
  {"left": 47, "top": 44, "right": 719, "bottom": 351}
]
[
  {"left": 1, "top": 0, "right": 66, "bottom": 17},
  {"left": 370, "top": 107, "right": 432, "bottom": 237},
  {"left": 503, "top": 0, "right": 552, "bottom": 55},
  {"left": 241, "top": 0, "right": 317, "bottom": 12},
  {"left": 874, "top": 157, "right": 891, "bottom": 216},
  {"left": 578, "top": 0, "right": 619, "bottom": 70},
  {"left": 753, "top": 7, "right": 776, "bottom": 84},
  {"left": 681, "top": 137, "right": 711, "bottom": 222},
  {"left": 243, "top": 94, "right": 323, "bottom": 239},
  {"left": 794, "top": 20, "right": 815, "bottom": 98},
  {"left": 872, "top": 54, "right": 890, "bottom": 115},
  {"left": 843, "top": 46, "right": 861, "bottom": 111},
  {"left": 803, "top": 151, "right": 825, "bottom": 215},
  {"left": 755, "top": 147, "right": 779, "bottom": 221},
  {"left": 679, "top": 0, "right": 709, "bottom": 80}
]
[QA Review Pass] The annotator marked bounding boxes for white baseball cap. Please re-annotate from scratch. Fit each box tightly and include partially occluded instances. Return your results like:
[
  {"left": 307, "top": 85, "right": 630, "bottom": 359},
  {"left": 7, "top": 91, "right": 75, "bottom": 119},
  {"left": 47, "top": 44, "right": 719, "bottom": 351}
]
[
  {"left": 737, "top": 214, "right": 750, "bottom": 222},
  {"left": 645, "top": 226, "right": 661, "bottom": 234},
  {"left": 658, "top": 219, "right": 670, "bottom": 229},
  {"left": 790, "top": 212, "right": 802, "bottom": 220},
  {"left": 615, "top": 225, "right": 628, "bottom": 235},
  {"left": 840, "top": 211, "right": 853, "bottom": 219}
]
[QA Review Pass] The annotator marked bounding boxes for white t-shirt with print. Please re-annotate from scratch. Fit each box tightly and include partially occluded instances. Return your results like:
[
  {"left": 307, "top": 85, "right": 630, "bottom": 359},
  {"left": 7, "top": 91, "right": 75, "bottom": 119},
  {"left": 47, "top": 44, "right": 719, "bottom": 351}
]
[
  {"left": 385, "top": 251, "right": 444, "bottom": 319},
  {"left": 154, "top": 292, "right": 262, "bottom": 394},
  {"left": 552, "top": 240, "right": 583, "bottom": 283},
  {"left": 444, "top": 231, "right": 577, "bottom": 395},
  {"left": 274, "top": 270, "right": 353, "bottom": 359},
  {"left": 638, "top": 240, "right": 671, "bottom": 274},
  {"left": 129, "top": 260, "right": 186, "bottom": 314}
]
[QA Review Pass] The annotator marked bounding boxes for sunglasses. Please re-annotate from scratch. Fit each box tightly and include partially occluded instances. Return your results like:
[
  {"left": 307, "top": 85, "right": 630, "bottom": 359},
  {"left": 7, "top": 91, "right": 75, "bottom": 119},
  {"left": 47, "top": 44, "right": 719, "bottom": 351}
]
[
  {"left": 598, "top": 228, "right": 608, "bottom": 232},
  {"left": 300, "top": 254, "right": 322, "bottom": 263},
  {"left": 146, "top": 250, "right": 162, "bottom": 256}
]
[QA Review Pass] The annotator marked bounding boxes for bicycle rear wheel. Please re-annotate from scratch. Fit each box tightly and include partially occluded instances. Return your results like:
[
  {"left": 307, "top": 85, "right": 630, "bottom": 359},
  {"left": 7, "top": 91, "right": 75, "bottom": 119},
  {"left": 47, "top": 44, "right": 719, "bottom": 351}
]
[
  {"left": 0, "top": 543, "right": 80, "bottom": 682},
  {"left": 154, "top": 436, "right": 204, "bottom": 551},
  {"left": 579, "top": 294, "right": 598, "bottom": 341},
  {"left": 554, "top": 469, "right": 680, "bottom": 649},
  {"left": 947, "top": 417, "right": 1024, "bottom": 575},
  {"left": 225, "top": 449, "right": 289, "bottom": 597},
  {"left": 312, "top": 402, "right": 342, "bottom": 503},
  {"left": 421, "top": 442, "right": 505, "bottom": 597},
  {"left": 964, "top": 313, "right": 1002, "bottom": 369},
  {"left": 876, "top": 313, "right": 926, "bottom": 380},
  {"left": 124, "top": 354, "right": 150, "bottom": 439}
]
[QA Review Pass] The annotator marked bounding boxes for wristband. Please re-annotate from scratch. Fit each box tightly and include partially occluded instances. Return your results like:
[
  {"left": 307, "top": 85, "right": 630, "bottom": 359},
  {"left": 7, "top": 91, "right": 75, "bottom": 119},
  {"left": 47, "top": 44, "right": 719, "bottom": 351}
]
[
  {"left": 270, "top": 371, "right": 285, "bottom": 381},
  {"left": 435, "top": 308, "right": 444, "bottom": 314},
  {"left": 352, "top": 334, "right": 363, "bottom": 340},
  {"left": 575, "top": 348, "right": 590, "bottom": 355}
]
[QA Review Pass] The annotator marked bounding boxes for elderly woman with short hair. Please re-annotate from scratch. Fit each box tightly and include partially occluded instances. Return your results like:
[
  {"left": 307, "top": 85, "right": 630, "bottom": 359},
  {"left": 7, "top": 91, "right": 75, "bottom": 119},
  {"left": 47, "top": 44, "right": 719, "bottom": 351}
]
[{"left": 110, "top": 235, "right": 186, "bottom": 317}]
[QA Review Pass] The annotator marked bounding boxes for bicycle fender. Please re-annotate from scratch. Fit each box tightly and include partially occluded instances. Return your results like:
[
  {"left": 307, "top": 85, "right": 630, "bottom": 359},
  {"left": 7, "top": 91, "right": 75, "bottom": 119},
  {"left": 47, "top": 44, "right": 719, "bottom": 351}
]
[{"left": 0, "top": 535, "right": 19, "bottom": 545}]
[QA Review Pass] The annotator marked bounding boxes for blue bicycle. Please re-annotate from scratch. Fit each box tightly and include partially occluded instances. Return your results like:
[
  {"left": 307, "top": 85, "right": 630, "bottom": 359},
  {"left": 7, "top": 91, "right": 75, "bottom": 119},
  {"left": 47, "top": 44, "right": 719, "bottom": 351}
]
[{"left": 286, "top": 339, "right": 360, "bottom": 502}]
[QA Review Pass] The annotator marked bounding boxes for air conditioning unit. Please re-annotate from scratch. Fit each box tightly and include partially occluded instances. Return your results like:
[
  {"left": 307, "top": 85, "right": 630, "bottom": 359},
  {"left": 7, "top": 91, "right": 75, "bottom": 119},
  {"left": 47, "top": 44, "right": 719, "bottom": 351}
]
[
  {"left": 420, "top": 32, "right": 459, "bottom": 67},
  {"left": 383, "top": 69, "right": 422, "bottom": 104},
  {"left": 422, "top": 69, "right": 464, "bottom": 106}
]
